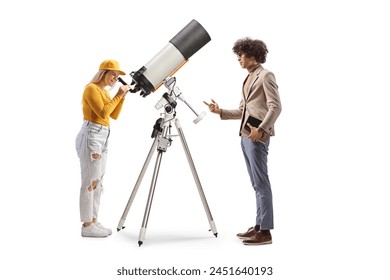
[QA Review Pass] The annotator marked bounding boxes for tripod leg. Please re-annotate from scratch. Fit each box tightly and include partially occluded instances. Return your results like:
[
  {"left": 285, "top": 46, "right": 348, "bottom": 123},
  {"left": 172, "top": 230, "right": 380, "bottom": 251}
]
[
  {"left": 138, "top": 150, "right": 164, "bottom": 246},
  {"left": 174, "top": 118, "right": 218, "bottom": 237},
  {"left": 117, "top": 137, "right": 159, "bottom": 232}
]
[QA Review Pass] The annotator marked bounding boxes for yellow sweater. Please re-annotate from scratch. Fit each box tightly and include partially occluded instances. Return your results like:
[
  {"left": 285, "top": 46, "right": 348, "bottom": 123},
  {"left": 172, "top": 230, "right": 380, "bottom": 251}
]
[{"left": 82, "top": 83, "right": 124, "bottom": 126}]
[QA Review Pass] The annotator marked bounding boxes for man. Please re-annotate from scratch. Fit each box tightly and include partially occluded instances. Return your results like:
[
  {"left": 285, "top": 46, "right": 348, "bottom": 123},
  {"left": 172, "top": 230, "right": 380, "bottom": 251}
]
[{"left": 204, "top": 38, "right": 281, "bottom": 245}]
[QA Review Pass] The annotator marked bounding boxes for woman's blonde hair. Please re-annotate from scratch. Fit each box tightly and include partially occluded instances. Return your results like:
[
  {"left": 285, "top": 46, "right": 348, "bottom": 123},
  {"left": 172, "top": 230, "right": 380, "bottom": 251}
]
[
  {"left": 81, "top": 70, "right": 113, "bottom": 103},
  {"left": 86, "top": 70, "right": 107, "bottom": 87}
]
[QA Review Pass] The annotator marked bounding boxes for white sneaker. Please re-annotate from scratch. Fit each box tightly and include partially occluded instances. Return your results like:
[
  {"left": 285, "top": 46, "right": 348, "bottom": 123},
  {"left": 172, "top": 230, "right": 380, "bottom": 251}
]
[
  {"left": 95, "top": 222, "right": 112, "bottom": 235},
  {"left": 81, "top": 224, "right": 108, "bottom": 238}
]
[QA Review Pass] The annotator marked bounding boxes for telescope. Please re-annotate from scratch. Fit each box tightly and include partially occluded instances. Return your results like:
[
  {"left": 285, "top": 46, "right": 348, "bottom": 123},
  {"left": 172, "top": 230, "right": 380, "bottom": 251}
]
[
  {"left": 117, "top": 20, "right": 218, "bottom": 246},
  {"left": 128, "top": 19, "right": 211, "bottom": 97}
]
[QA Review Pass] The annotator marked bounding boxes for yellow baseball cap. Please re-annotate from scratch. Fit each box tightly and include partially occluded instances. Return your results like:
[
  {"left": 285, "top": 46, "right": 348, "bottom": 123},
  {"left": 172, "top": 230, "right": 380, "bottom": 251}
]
[{"left": 99, "top": 60, "right": 126, "bottom": 75}]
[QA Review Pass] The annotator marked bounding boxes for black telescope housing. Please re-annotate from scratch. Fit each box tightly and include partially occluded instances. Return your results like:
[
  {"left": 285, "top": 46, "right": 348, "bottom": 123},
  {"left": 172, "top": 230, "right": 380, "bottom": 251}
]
[
  {"left": 170, "top": 19, "right": 211, "bottom": 60},
  {"left": 130, "top": 19, "right": 211, "bottom": 97}
]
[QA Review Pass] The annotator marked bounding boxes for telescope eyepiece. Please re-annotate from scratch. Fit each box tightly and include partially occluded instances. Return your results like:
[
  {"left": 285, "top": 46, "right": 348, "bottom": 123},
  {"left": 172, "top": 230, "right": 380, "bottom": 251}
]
[{"left": 118, "top": 77, "right": 127, "bottom": 85}]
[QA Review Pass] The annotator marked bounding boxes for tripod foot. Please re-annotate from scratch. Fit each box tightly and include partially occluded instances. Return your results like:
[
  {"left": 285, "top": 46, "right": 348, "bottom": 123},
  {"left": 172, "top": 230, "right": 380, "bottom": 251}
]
[
  {"left": 117, "top": 226, "right": 125, "bottom": 232},
  {"left": 138, "top": 241, "right": 143, "bottom": 247},
  {"left": 209, "top": 229, "right": 218, "bottom": 237}
]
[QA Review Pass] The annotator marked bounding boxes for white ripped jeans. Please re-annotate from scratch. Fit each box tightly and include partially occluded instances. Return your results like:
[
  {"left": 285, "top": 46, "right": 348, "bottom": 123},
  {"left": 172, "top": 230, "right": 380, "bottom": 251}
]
[{"left": 75, "top": 121, "right": 110, "bottom": 222}]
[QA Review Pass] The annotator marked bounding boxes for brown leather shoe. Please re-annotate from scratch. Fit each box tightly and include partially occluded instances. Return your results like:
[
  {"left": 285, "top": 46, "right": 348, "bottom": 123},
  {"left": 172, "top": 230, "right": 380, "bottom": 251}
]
[
  {"left": 243, "top": 231, "right": 272, "bottom": 245},
  {"left": 237, "top": 227, "right": 257, "bottom": 239}
]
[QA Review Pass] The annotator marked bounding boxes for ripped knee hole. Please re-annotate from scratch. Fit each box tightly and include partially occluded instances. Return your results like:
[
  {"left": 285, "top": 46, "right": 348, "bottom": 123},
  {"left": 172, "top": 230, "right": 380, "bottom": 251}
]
[
  {"left": 92, "top": 153, "right": 102, "bottom": 160},
  {"left": 87, "top": 180, "right": 99, "bottom": 192}
]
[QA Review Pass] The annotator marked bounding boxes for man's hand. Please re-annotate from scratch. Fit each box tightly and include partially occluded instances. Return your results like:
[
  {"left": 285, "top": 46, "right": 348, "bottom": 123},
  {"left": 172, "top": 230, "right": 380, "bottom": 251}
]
[
  {"left": 203, "top": 99, "right": 222, "bottom": 115},
  {"left": 247, "top": 123, "right": 269, "bottom": 144}
]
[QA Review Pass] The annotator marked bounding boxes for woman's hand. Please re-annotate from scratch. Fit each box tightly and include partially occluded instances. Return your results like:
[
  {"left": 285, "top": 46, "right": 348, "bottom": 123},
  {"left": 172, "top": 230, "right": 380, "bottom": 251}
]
[{"left": 117, "top": 85, "right": 130, "bottom": 98}]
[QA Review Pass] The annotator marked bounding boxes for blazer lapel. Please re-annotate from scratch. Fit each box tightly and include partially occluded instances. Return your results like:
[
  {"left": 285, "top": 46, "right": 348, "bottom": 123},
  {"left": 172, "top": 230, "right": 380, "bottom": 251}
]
[
  {"left": 242, "top": 75, "right": 250, "bottom": 101},
  {"left": 245, "top": 66, "right": 264, "bottom": 101}
]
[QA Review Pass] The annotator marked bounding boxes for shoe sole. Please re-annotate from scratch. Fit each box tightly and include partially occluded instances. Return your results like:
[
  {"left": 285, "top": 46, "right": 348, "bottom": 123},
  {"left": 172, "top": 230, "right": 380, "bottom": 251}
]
[
  {"left": 236, "top": 235, "right": 255, "bottom": 239},
  {"left": 81, "top": 234, "right": 108, "bottom": 238},
  {"left": 237, "top": 235, "right": 256, "bottom": 239},
  {"left": 243, "top": 240, "right": 272, "bottom": 246}
]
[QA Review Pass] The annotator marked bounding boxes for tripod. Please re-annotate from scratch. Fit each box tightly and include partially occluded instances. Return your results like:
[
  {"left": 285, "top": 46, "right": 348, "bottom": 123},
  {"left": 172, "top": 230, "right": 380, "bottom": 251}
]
[{"left": 117, "top": 79, "right": 217, "bottom": 246}]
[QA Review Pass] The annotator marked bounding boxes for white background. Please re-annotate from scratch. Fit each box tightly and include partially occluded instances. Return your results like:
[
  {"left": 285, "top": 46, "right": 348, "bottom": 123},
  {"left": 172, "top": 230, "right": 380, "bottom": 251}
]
[{"left": 1, "top": 0, "right": 389, "bottom": 279}]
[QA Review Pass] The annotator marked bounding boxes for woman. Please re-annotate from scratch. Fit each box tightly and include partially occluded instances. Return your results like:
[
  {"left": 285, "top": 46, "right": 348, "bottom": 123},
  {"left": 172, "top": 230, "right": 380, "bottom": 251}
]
[{"left": 75, "top": 60, "right": 130, "bottom": 237}]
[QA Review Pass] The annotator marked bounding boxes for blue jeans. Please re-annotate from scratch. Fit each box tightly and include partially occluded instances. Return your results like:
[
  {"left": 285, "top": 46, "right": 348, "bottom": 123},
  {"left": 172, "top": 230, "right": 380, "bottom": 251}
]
[
  {"left": 75, "top": 121, "right": 110, "bottom": 222},
  {"left": 241, "top": 137, "right": 274, "bottom": 230}
]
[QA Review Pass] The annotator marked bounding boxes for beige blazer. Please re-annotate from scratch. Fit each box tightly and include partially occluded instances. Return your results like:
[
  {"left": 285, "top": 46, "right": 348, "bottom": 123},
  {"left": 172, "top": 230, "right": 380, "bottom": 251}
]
[{"left": 220, "top": 65, "right": 282, "bottom": 137}]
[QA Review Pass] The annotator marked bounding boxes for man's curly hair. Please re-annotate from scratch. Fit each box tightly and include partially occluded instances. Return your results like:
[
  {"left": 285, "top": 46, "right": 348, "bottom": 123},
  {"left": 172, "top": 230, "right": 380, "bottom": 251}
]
[{"left": 232, "top": 38, "right": 268, "bottom": 64}]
